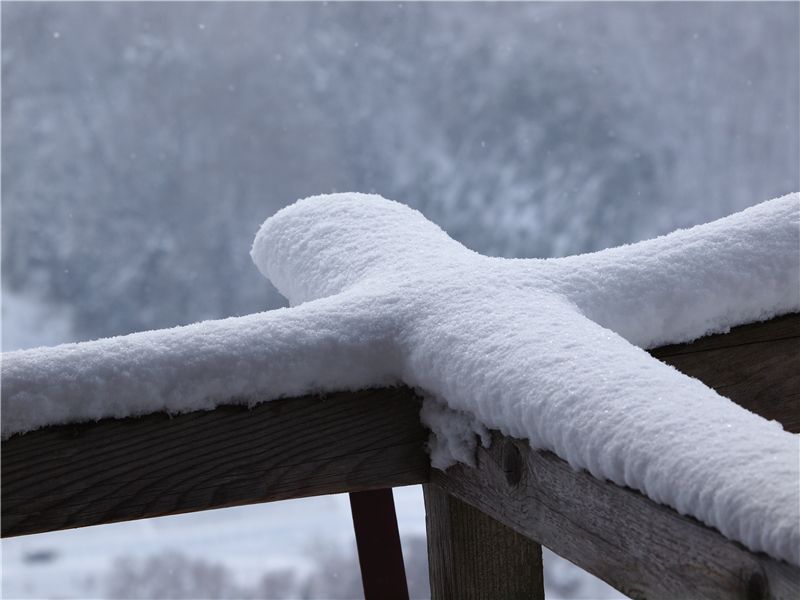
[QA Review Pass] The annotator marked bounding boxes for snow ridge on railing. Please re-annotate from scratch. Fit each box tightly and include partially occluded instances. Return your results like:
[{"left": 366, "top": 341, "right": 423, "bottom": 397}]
[{"left": 3, "top": 192, "right": 799, "bottom": 566}]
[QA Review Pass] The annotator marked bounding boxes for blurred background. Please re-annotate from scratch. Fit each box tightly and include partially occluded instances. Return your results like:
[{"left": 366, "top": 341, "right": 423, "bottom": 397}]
[{"left": 2, "top": 2, "right": 798, "bottom": 598}]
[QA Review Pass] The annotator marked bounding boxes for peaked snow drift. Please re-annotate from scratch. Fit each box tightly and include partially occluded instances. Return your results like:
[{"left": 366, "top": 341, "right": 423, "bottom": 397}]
[{"left": 3, "top": 192, "right": 800, "bottom": 566}]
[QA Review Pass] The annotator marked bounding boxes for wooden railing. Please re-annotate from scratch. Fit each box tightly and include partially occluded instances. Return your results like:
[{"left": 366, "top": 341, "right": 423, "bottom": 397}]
[{"left": 3, "top": 314, "right": 799, "bottom": 599}]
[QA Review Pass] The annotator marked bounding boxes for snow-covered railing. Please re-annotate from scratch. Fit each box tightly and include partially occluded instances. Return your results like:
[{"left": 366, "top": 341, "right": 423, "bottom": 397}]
[
  {"left": 3, "top": 314, "right": 798, "bottom": 599},
  {"left": 3, "top": 193, "right": 799, "bottom": 599}
]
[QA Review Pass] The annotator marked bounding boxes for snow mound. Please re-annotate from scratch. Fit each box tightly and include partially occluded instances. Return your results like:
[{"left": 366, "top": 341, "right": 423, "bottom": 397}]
[{"left": 3, "top": 192, "right": 799, "bottom": 565}]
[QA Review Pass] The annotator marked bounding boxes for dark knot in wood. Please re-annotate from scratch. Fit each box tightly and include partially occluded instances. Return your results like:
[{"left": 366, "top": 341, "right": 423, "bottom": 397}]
[
  {"left": 502, "top": 440, "right": 523, "bottom": 487},
  {"left": 745, "top": 570, "right": 768, "bottom": 600}
]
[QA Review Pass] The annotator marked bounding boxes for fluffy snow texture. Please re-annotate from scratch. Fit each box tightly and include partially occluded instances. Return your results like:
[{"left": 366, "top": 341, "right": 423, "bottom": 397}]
[{"left": 3, "top": 192, "right": 799, "bottom": 565}]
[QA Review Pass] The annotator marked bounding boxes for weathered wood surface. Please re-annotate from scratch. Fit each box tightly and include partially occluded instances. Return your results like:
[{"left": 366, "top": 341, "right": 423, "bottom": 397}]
[
  {"left": 1, "top": 388, "right": 429, "bottom": 537},
  {"left": 424, "top": 482, "right": 544, "bottom": 600},
  {"left": 432, "top": 433, "right": 799, "bottom": 600},
  {"left": 650, "top": 313, "right": 800, "bottom": 432}
]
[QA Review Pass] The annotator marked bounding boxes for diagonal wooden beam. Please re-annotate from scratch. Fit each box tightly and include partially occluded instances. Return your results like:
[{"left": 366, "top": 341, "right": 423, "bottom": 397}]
[
  {"left": 431, "top": 431, "right": 799, "bottom": 600},
  {"left": 350, "top": 488, "right": 410, "bottom": 600}
]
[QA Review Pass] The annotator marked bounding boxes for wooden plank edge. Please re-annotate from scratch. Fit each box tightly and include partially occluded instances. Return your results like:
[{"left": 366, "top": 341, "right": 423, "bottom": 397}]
[
  {"left": 433, "top": 432, "right": 799, "bottom": 600},
  {"left": 650, "top": 312, "right": 800, "bottom": 357},
  {"left": 2, "top": 388, "right": 430, "bottom": 537}
]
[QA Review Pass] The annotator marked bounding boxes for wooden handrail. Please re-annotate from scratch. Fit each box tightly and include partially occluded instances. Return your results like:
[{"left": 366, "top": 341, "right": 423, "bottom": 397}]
[
  {"left": 2, "top": 314, "right": 798, "bottom": 598},
  {"left": 650, "top": 312, "right": 800, "bottom": 433},
  {"left": 429, "top": 433, "right": 798, "bottom": 599},
  {"left": 1, "top": 388, "right": 429, "bottom": 536}
]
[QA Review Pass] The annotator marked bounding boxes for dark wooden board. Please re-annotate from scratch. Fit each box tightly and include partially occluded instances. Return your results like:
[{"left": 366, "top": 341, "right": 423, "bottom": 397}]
[
  {"left": 650, "top": 313, "right": 800, "bottom": 432},
  {"left": 433, "top": 433, "right": 799, "bottom": 600},
  {"left": 350, "top": 489, "right": 410, "bottom": 600},
  {"left": 2, "top": 388, "right": 429, "bottom": 537},
  {"left": 651, "top": 313, "right": 800, "bottom": 356},
  {"left": 423, "top": 482, "right": 544, "bottom": 600}
]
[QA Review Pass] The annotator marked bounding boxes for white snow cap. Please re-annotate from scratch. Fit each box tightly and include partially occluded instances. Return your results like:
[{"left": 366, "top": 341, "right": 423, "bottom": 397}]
[{"left": 4, "top": 192, "right": 800, "bottom": 566}]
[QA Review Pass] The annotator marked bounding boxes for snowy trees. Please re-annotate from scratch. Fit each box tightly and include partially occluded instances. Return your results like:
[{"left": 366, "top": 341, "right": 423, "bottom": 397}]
[
  {"left": 103, "top": 537, "right": 431, "bottom": 599},
  {"left": 3, "top": 2, "right": 798, "bottom": 343}
]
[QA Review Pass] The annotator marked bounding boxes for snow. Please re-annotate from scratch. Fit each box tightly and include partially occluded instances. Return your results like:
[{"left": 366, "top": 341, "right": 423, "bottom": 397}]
[{"left": 3, "top": 192, "right": 799, "bottom": 567}]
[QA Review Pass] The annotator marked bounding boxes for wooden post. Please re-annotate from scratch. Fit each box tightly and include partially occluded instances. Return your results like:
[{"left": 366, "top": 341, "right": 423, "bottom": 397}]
[
  {"left": 424, "top": 482, "right": 545, "bottom": 600},
  {"left": 349, "top": 488, "right": 410, "bottom": 600}
]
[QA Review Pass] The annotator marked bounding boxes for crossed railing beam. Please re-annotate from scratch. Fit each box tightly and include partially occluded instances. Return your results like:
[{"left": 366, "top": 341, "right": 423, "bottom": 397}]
[{"left": 3, "top": 314, "right": 799, "bottom": 599}]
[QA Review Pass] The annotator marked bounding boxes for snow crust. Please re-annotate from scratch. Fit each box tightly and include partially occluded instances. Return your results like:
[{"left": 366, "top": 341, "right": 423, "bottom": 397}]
[{"left": 3, "top": 192, "right": 799, "bottom": 565}]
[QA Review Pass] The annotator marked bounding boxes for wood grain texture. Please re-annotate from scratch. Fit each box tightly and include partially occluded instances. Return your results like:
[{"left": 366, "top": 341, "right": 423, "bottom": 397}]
[
  {"left": 433, "top": 433, "right": 799, "bottom": 600},
  {"left": 650, "top": 313, "right": 800, "bottom": 433},
  {"left": 2, "top": 388, "right": 429, "bottom": 537},
  {"left": 424, "top": 482, "right": 544, "bottom": 600}
]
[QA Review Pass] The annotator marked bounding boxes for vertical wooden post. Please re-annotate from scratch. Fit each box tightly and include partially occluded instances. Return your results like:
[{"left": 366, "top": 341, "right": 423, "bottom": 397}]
[
  {"left": 349, "top": 488, "right": 410, "bottom": 600},
  {"left": 424, "top": 483, "right": 545, "bottom": 600}
]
